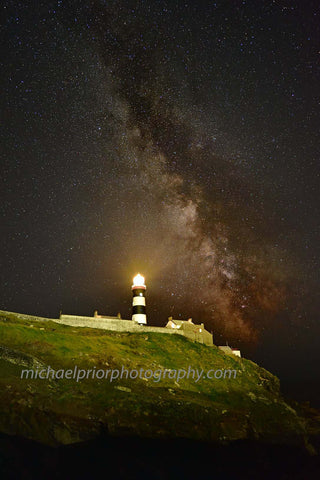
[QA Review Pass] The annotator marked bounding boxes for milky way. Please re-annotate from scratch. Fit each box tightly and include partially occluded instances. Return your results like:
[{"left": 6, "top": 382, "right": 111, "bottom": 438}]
[{"left": 1, "top": 1, "right": 320, "bottom": 379}]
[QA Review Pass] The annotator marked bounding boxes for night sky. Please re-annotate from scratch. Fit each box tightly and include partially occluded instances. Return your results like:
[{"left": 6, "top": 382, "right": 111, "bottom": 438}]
[{"left": 1, "top": 1, "right": 319, "bottom": 391}]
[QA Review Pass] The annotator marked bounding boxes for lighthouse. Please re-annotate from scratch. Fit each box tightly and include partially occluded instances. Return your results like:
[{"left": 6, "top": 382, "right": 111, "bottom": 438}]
[{"left": 132, "top": 273, "right": 147, "bottom": 325}]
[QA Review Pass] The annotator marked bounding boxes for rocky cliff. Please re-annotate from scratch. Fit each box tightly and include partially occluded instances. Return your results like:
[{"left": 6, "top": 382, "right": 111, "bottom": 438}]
[{"left": 0, "top": 310, "right": 319, "bottom": 453}]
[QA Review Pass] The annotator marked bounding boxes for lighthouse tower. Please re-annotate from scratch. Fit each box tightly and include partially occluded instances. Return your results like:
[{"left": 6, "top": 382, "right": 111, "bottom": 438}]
[{"left": 132, "top": 273, "right": 147, "bottom": 325}]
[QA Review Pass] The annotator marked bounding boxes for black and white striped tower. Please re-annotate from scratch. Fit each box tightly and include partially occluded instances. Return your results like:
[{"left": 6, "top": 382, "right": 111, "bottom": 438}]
[{"left": 132, "top": 273, "right": 147, "bottom": 325}]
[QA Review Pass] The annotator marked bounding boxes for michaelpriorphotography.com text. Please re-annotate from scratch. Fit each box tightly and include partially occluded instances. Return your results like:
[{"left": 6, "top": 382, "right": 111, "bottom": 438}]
[{"left": 21, "top": 365, "right": 238, "bottom": 383}]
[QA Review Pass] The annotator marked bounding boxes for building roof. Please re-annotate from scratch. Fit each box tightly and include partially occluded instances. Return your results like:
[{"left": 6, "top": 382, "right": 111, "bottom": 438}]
[
  {"left": 165, "top": 318, "right": 208, "bottom": 334},
  {"left": 167, "top": 317, "right": 194, "bottom": 325},
  {"left": 168, "top": 319, "right": 187, "bottom": 326}
]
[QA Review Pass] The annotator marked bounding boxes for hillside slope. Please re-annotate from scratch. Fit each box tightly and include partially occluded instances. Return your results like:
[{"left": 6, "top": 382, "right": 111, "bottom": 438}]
[{"left": 0, "top": 310, "right": 319, "bottom": 451}]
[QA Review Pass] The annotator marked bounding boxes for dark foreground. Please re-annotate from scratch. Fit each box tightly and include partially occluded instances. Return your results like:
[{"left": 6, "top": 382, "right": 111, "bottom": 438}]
[{"left": 1, "top": 433, "right": 320, "bottom": 480}]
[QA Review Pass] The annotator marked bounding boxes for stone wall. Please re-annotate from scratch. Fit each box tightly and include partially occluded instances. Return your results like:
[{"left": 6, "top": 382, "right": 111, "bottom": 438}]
[
  {"left": 180, "top": 326, "right": 213, "bottom": 346},
  {"left": 0, "top": 310, "right": 213, "bottom": 347},
  {"left": 56, "top": 315, "right": 213, "bottom": 346},
  {"left": 56, "top": 315, "right": 186, "bottom": 337}
]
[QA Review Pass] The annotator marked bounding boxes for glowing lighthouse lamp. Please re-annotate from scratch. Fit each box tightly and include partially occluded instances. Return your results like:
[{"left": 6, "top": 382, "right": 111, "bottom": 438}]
[{"left": 132, "top": 273, "right": 147, "bottom": 325}]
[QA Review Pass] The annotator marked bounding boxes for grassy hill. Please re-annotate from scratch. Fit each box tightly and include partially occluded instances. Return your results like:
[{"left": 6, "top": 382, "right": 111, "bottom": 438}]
[{"left": 0, "top": 310, "right": 319, "bottom": 452}]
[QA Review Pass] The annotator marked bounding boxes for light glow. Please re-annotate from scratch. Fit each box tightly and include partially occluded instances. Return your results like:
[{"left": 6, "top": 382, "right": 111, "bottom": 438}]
[{"left": 132, "top": 273, "right": 145, "bottom": 287}]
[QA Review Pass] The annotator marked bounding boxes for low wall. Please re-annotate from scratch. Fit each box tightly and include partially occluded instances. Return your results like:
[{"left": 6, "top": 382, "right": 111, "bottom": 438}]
[
  {"left": 180, "top": 328, "right": 213, "bottom": 346},
  {"left": 56, "top": 315, "right": 213, "bottom": 346},
  {"left": 55, "top": 315, "right": 185, "bottom": 337},
  {"left": 0, "top": 310, "right": 213, "bottom": 347}
]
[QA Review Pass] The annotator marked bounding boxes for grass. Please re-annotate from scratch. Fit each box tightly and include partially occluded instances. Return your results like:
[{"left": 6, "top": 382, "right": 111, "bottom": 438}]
[{"left": 0, "top": 309, "right": 319, "bottom": 448}]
